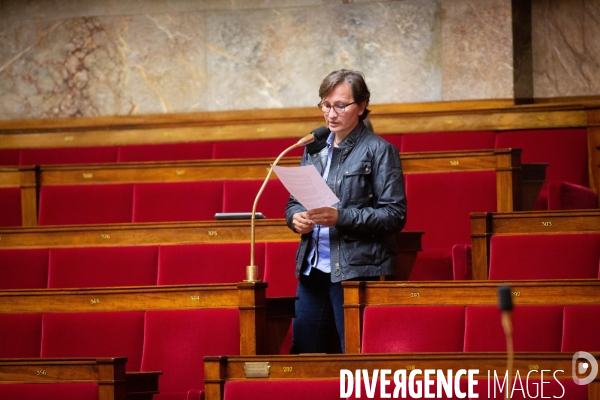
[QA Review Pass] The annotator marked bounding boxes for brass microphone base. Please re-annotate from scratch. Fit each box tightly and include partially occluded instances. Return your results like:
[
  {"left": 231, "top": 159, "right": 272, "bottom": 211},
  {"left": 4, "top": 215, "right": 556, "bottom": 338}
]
[{"left": 244, "top": 265, "right": 261, "bottom": 282}]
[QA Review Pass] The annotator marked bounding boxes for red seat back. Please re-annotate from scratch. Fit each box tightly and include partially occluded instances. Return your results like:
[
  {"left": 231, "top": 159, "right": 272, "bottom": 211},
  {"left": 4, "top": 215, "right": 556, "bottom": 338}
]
[
  {"left": 48, "top": 246, "right": 158, "bottom": 288},
  {"left": 20, "top": 146, "right": 118, "bottom": 165},
  {"left": 562, "top": 305, "right": 600, "bottom": 352},
  {"left": 495, "top": 128, "right": 588, "bottom": 186},
  {"left": 0, "top": 187, "right": 22, "bottom": 227},
  {"left": 400, "top": 131, "right": 496, "bottom": 152},
  {"left": 0, "top": 313, "right": 42, "bottom": 357},
  {"left": 38, "top": 184, "right": 134, "bottom": 225},
  {"left": 212, "top": 138, "right": 304, "bottom": 159},
  {"left": 41, "top": 311, "right": 145, "bottom": 371},
  {"left": 222, "top": 179, "right": 289, "bottom": 219},
  {"left": 488, "top": 234, "right": 600, "bottom": 280},
  {"left": 157, "top": 243, "right": 264, "bottom": 285},
  {"left": 464, "top": 305, "right": 563, "bottom": 352},
  {"left": 404, "top": 171, "right": 497, "bottom": 250},
  {"left": 132, "top": 181, "right": 223, "bottom": 223},
  {"left": 264, "top": 241, "right": 299, "bottom": 297},
  {"left": 0, "top": 249, "right": 49, "bottom": 289},
  {"left": 224, "top": 380, "right": 340, "bottom": 400},
  {"left": 141, "top": 309, "right": 240, "bottom": 394},
  {"left": 362, "top": 306, "right": 465, "bottom": 353},
  {"left": 117, "top": 142, "right": 214, "bottom": 162}
]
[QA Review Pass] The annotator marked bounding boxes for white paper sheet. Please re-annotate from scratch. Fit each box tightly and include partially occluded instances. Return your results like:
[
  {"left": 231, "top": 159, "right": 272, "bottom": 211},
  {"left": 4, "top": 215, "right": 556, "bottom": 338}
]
[{"left": 272, "top": 164, "right": 340, "bottom": 210}]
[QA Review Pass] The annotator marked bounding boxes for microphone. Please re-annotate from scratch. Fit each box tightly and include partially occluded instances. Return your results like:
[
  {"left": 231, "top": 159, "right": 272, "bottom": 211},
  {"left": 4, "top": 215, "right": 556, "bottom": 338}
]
[
  {"left": 245, "top": 127, "right": 330, "bottom": 282},
  {"left": 498, "top": 285, "right": 514, "bottom": 400}
]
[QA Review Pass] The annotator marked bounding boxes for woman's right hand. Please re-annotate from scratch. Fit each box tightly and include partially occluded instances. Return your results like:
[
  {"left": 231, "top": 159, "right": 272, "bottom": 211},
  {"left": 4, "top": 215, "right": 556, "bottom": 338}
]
[{"left": 292, "top": 211, "right": 315, "bottom": 234}]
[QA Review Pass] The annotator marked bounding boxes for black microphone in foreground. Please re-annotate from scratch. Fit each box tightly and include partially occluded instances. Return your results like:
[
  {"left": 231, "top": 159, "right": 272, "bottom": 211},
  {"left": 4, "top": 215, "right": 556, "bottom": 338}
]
[
  {"left": 245, "top": 126, "right": 330, "bottom": 282},
  {"left": 498, "top": 285, "right": 514, "bottom": 400}
]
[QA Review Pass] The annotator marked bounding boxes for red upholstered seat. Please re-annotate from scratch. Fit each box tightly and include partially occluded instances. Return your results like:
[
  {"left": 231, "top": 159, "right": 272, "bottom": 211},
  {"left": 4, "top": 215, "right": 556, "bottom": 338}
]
[
  {"left": 133, "top": 181, "right": 222, "bottom": 223},
  {"left": 400, "top": 131, "right": 496, "bottom": 152},
  {"left": 19, "top": 146, "right": 119, "bottom": 165},
  {"left": 361, "top": 306, "right": 465, "bottom": 353},
  {"left": 535, "top": 181, "right": 597, "bottom": 210},
  {"left": 141, "top": 309, "right": 240, "bottom": 399},
  {"left": 378, "top": 134, "right": 403, "bottom": 152},
  {"left": 0, "top": 383, "right": 99, "bottom": 400},
  {"left": 0, "top": 313, "right": 42, "bottom": 358},
  {"left": 0, "top": 149, "right": 20, "bottom": 166},
  {"left": 48, "top": 246, "right": 158, "bottom": 288},
  {"left": 224, "top": 380, "right": 340, "bottom": 400},
  {"left": 41, "top": 312, "right": 145, "bottom": 371},
  {"left": 0, "top": 249, "right": 49, "bottom": 289},
  {"left": 212, "top": 138, "right": 304, "bottom": 159},
  {"left": 38, "top": 184, "right": 134, "bottom": 225},
  {"left": 562, "top": 305, "right": 600, "bottom": 352},
  {"left": 117, "top": 142, "right": 214, "bottom": 162},
  {"left": 222, "top": 179, "right": 290, "bottom": 219},
  {"left": 404, "top": 171, "right": 497, "bottom": 280},
  {"left": 495, "top": 128, "right": 588, "bottom": 186},
  {"left": 464, "top": 306, "right": 563, "bottom": 352},
  {"left": 264, "top": 241, "right": 299, "bottom": 297},
  {"left": 157, "top": 243, "right": 264, "bottom": 285},
  {"left": 488, "top": 233, "right": 600, "bottom": 280},
  {"left": 0, "top": 187, "right": 22, "bottom": 227}
]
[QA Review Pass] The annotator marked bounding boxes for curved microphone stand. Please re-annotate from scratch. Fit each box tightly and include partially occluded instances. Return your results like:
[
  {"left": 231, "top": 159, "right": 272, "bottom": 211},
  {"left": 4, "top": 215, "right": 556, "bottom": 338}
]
[{"left": 245, "top": 127, "right": 329, "bottom": 282}]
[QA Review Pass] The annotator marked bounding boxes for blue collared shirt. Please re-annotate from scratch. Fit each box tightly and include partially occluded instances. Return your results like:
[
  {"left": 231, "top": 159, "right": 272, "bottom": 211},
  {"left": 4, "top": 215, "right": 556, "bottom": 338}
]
[{"left": 303, "top": 132, "right": 336, "bottom": 275}]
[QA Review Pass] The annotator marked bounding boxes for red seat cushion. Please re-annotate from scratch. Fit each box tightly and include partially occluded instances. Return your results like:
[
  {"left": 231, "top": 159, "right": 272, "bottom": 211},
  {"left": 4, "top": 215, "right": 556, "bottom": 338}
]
[
  {"left": 157, "top": 243, "right": 264, "bottom": 285},
  {"left": 117, "top": 142, "right": 214, "bottom": 162},
  {"left": 38, "top": 184, "right": 134, "bottom": 225},
  {"left": 48, "top": 246, "right": 158, "bottom": 288},
  {"left": 400, "top": 131, "right": 496, "bottom": 152},
  {"left": 212, "top": 138, "right": 304, "bottom": 159},
  {"left": 222, "top": 179, "right": 289, "bottom": 219},
  {"left": 20, "top": 146, "right": 118, "bottom": 165},
  {"left": 0, "top": 249, "right": 49, "bottom": 289},
  {"left": 408, "top": 248, "right": 454, "bottom": 281},
  {"left": 133, "top": 181, "right": 223, "bottom": 223},
  {"left": 0, "top": 313, "right": 42, "bottom": 357},
  {"left": 264, "top": 241, "right": 299, "bottom": 297},
  {"left": 535, "top": 181, "right": 598, "bottom": 210},
  {"left": 362, "top": 306, "right": 465, "bottom": 353},
  {"left": 495, "top": 128, "right": 588, "bottom": 186},
  {"left": 41, "top": 312, "right": 145, "bottom": 371},
  {"left": 464, "top": 305, "right": 563, "bottom": 352},
  {"left": 562, "top": 305, "right": 600, "bottom": 352},
  {"left": 488, "top": 234, "right": 600, "bottom": 280},
  {"left": 0, "top": 383, "right": 98, "bottom": 400},
  {"left": 141, "top": 309, "right": 240, "bottom": 394},
  {"left": 0, "top": 187, "right": 22, "bottom": 227},
  {"left": 0, "top": 149, "right": 21, "bottom": 166},
  {"left": 224, "top": 380, "right": 340, "bottom": 400}
]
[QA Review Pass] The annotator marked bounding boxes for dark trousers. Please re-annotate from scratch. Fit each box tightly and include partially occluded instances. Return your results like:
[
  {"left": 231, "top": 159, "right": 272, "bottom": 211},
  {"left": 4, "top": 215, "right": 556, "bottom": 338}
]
[{"left": 290, "top": 268, "right": 344, "bottom": 354}]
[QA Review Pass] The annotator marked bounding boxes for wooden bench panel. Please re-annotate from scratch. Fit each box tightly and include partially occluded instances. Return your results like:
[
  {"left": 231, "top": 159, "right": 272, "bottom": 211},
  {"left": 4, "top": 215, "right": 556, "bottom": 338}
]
[
  {"left": 203, "top": 353, "right": 600, "bottom": 400},
  {"left": 470, "top": 210, "right": 600, "bottom": 279},
  {"left": 342, "top": 280, "right": 600, "bottom": 354},
  {"left": 0, "top": 357, "right": 160, "bottom": 400}
]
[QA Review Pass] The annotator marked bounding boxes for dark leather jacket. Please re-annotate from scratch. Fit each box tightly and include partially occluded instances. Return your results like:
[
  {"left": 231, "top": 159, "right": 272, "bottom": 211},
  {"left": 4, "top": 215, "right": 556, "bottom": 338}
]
[{"left": 285, "top": 121, "right": 407, "bottom": 282}]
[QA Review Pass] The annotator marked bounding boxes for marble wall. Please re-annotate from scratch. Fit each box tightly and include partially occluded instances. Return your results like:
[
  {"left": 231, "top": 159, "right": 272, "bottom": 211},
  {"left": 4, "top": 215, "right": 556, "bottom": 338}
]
[
  {"left": 532, "top": 0, "right": 600, "bottom": 99},
  {"left": 1, "top": 0, "right": 593, "bottom": 120}
]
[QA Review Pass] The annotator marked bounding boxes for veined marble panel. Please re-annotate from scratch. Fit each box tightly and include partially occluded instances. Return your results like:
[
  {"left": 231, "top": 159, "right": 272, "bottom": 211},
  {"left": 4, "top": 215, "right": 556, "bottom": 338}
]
[
  {"left": 532, "top": 0, "right": 600, "bottom": 98},
  {"left": 0, "top": 12, "right": 206, "bottom": 119},
  {"left": 441, "top": 0, "right": 513, "bottom": 100},
  {"left": 205, "top": 1, "right": 442, "bottom": 111}
]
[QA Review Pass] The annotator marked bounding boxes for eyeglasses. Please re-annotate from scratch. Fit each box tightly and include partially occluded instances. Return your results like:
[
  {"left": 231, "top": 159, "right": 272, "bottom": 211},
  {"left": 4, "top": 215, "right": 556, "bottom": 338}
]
[{"left": 318, "top": 101, "right": 357, "bottom": 114}]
